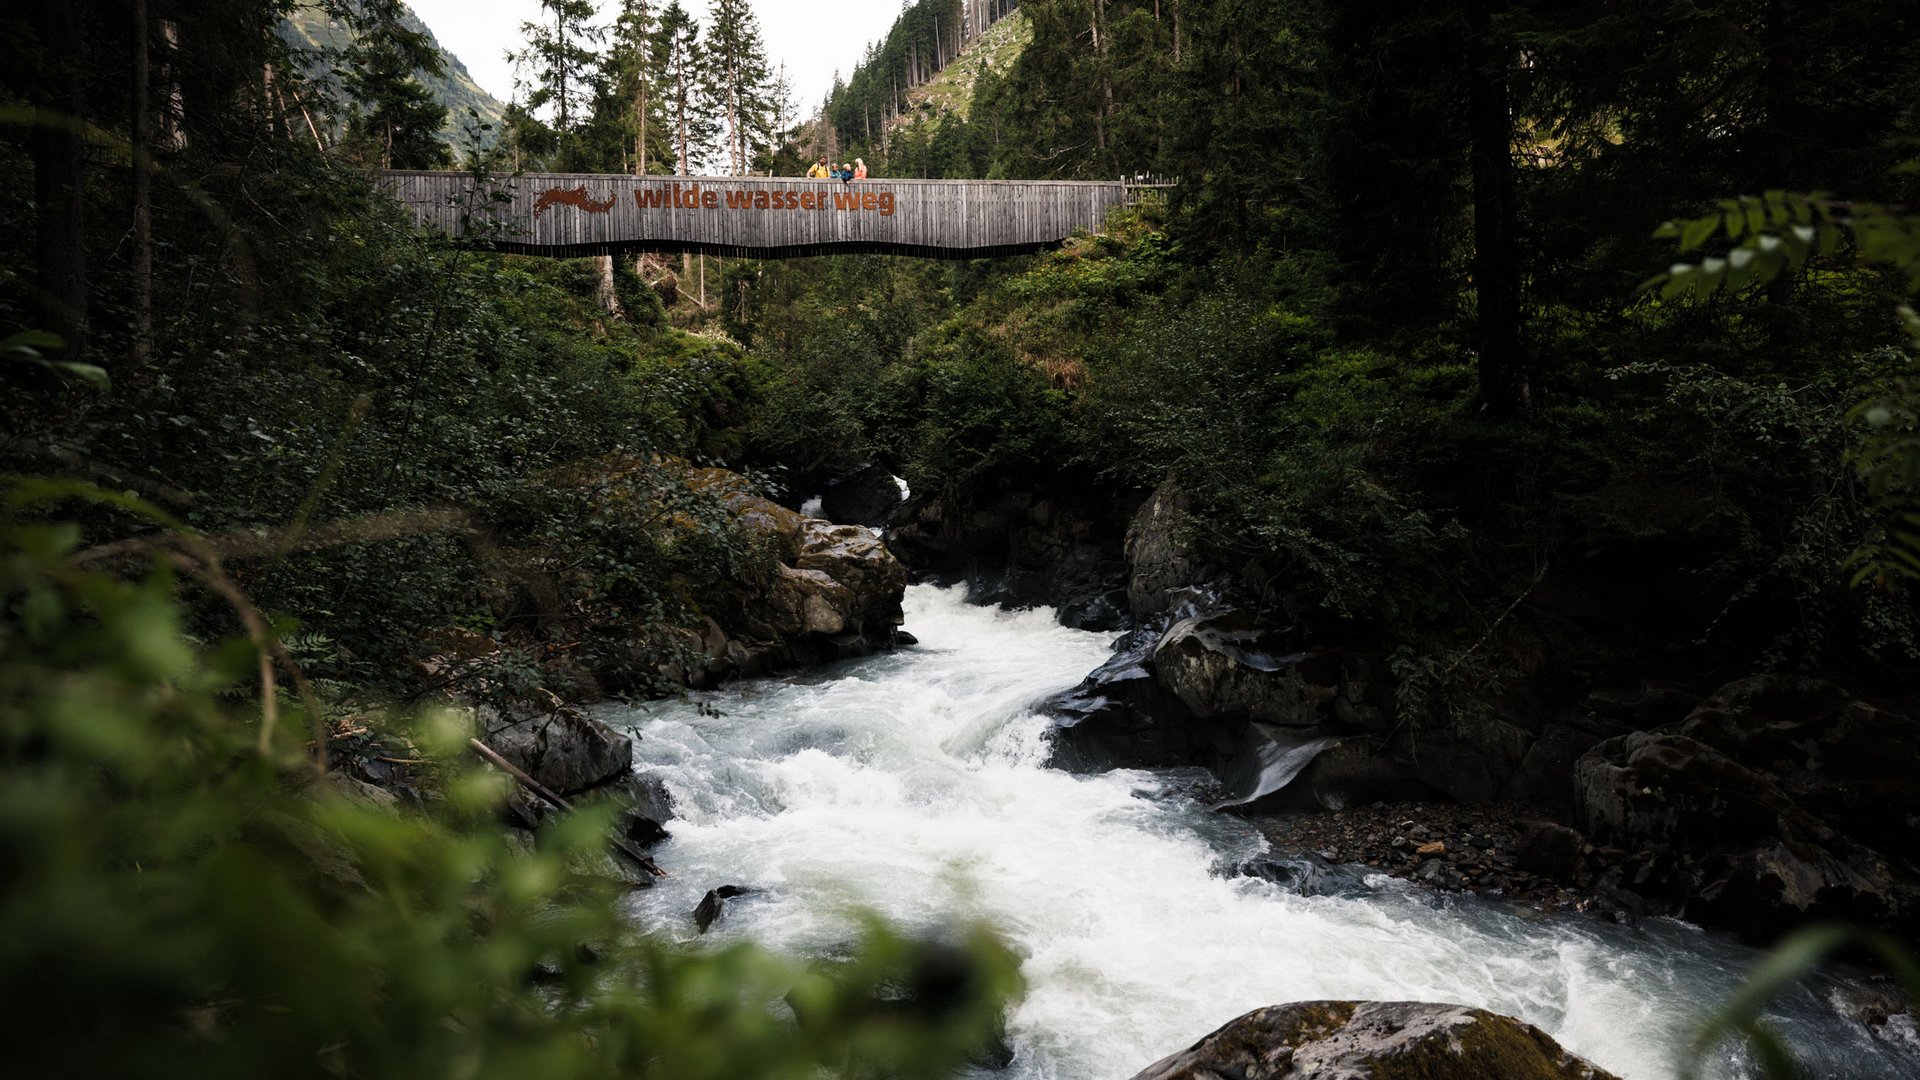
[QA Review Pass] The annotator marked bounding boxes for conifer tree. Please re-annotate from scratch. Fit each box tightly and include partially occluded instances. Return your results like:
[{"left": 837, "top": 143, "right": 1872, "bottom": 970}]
[
  {"left": 706, "top": 0, "right": 774, "bottom": 176},
  {"left": 653, "top": 1, "right": 717, "bottom": 174},
  {"left": 583, "top": 0, "right": 672, "bottom": 174},
  {"left": 335, "top": 0, "right": 450, "bottom": 169},
  {"left": 513, "top": 0, "right": 602, "bottom": 166}
]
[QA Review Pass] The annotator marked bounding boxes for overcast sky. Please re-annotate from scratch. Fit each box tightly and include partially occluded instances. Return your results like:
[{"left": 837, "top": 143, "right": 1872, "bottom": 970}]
[{"left": 406, "top": 0, "right": 908, "bottom": 118}]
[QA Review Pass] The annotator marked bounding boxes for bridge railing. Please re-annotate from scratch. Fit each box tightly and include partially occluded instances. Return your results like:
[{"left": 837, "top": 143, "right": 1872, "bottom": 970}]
[{"left": 380, "top": 171, "right": 1140, "bottom": 259}]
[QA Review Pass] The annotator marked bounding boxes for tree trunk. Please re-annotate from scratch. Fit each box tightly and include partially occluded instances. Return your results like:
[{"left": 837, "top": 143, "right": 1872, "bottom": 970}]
[
  {"left": 1094, "top": 0, "right": 1114, "bottom": 151},
  {"left": 595, "top": 255, "right": 624, "bottom": 318},
  {"left": 1469, "top": 0, "right": 1526, "bottom": 418},
  {"left": 31, "top": 4, "right": 88, "bottom": 357},
  {"left": 556, "top": 9, "right": 569, "bottom": 131},
  {"left": 133, "top": 0, "right": 153, "bottom": 366}
]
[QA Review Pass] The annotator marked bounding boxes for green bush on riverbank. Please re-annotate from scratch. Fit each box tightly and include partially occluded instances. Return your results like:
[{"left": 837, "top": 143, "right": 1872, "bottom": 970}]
[{"left": 0, "top": 490, "right": 1021, "bottom": 1078}]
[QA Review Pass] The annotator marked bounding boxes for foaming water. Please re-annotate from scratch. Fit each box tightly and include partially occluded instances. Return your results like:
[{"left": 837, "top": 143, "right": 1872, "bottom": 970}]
[{"left": 602, "top": 586, "right": 1912, "bottom": 1080}]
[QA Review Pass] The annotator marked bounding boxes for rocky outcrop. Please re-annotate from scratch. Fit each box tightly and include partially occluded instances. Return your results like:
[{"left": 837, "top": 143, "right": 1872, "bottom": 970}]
[
  {"left": 1153, "top": 611, "right": 1391, "bottom": 732},
  {"left": 886, "top": 481, "right": 1137, "bottom": 630},
  {"left": 654, "top": 471, "right": 908, "bottom": 688},
  {"left": 1125, "top": 481, "right": 1212, "bottom": 618},
  {"left": 1129, "top": 1001, "right": 1620, "bottom": 1080},
  {"left": 1047, "top": 605, "right": 1392, "bottom": 808},
  {"left": 1572, "top": 675, "right": 1920, "bottom": 941}
]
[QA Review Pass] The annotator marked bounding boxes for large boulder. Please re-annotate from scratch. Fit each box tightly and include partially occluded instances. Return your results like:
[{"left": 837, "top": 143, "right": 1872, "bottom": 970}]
[
  {"left": 1125, "top": 480, "right": 1211, "bottom": 619},
  {"left": 1151, "top": 610, "right": 1391, "bottom": 733},
  {"left": 480, "top": 703, "right": 633, "bottom": 797},
  {"left": 1671, "top": 675, "right": 1920, "bottom": 858},
  {"left": 1129, "top": 1001, "right": 1620, "bottom": 1080},
  {"left": 796, "top": 519, "right": 908, "bottom": 631},
  {"left": 1572, "top": 676, "right": 1920, "bottom": 941},
  {"left": 659, "top": 469, "right": 908, "bottom": 686}
]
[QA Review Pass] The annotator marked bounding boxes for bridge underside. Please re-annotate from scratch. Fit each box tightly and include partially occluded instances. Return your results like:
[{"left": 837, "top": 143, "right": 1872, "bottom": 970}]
[
  {"left": 473, "top": 238, "right": 1068, "bottom": 261},
  {"left": 381, "top": 171, "right": 1134, "bottom": 261}
]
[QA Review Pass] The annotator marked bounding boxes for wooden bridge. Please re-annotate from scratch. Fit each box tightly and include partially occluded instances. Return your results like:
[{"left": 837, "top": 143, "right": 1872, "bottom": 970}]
[{"left": 380, "top": 171, "right": 1147, "bottom": 259}]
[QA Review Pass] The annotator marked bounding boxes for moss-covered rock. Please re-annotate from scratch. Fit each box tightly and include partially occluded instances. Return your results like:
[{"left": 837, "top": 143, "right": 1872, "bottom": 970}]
[{"left": 1128, "top": 1000, "right": 1619, "bottom": 1080}]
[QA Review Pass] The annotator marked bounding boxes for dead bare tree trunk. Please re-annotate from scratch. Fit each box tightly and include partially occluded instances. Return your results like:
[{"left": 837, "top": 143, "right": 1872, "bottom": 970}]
[{"left": 595, "top": 256, "right": 623, "bottom": 318}]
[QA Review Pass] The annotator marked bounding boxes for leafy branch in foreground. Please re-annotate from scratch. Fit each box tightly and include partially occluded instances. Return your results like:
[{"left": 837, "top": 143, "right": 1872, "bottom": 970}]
[
  {"left": 1685, "top": 924, "right": 1920, "bottom": 1080},
  {"left": 1652, "top": 189, "right": 1920, "bottom": 586},
  {"left": 0, "top": 484, "right": 1021, "bottom": 1079},
  {"left": 1649, "top": 191, "right": 1920, "bottom": 300}
]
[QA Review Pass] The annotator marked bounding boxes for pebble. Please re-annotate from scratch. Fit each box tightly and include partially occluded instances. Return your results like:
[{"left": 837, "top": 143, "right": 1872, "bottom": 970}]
[{"left": 1253, "top": 800, "right": 1627, "bottom": 915}]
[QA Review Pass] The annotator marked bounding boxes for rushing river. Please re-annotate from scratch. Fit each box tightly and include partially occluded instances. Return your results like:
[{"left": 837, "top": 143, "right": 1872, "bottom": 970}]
[{"left": 603, "top": 585, "right": 1917, "bottom": 1080}]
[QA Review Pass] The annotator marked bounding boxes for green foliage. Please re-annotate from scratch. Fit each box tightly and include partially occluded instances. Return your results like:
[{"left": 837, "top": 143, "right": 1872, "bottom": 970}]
[
  {"left": 1655, "top": 190, "right": 1920, "bottom": 588},
  {"left": 1686, "top": 924, "right": 1920, "bottom": 1080},
  {"left": 0, "top": 497, "right": 1023, "bottom": 1078}
]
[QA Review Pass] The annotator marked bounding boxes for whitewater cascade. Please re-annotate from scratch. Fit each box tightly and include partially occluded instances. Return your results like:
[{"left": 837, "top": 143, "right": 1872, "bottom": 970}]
[{"left": 603, "top": 585, "right": 1916, "bottom": 1080}]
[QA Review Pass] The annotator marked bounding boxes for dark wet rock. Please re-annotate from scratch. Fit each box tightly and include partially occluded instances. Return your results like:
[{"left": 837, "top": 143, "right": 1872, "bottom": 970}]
[
  {"left": 1232, "top": 853, "right": 1373, "bottom": 899},
  {"left": 1671, "top": 675, "right": 1920, "bottom": 859},
  {"left": 1044, "top": 621, "right": 1201, "bottom": 771},
  {"left": 1213, "top": 726, "right": 1344, "bottom": 809},
  {"left": 1515, "top": 821, "right": 1586, "bottom": 880},
  {"left": 1573, "top": 690, "right": 1920, "bottom": 941},
  {"left": 820, "top": 465, "right": 907, "bottom": 528},
  {"left": 1125, "top": 480, "right": 1212, "bottom": 619},
  {"left": 693, "top": 884, "right": 756, "bottom": 933},
  {"left": 618, "top": 773, "right": 675, "bottom": 849},
  {"left": 1150, "top": 610, "right": 1390, "bottom": 733},
  {"left": 1128, "top": 1000, "right": 1622, "bottom": 1080},
  {"left": 1583, "top": 681, "right": 1699, "bottom": 730},
  {"left": 1502, "top": 708, "right": 1638, "bottom": 805},
  {"left": 1056, "top": 589, "right": 1130, "bottom": 632},
  {"left": 886, "top": 481, "right": 1138, "bottom": 629},
  {"left": 893, "top": 629, "right": 919, "bottom": 646},
  {"left": 480, "top": 703, "right": 633, "bottom": 797}
]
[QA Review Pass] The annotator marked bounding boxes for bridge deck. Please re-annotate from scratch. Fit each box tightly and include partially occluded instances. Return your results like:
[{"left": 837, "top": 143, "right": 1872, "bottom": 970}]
[{"left": 380, "top": 171, "right": 1136, "bottom": 259}]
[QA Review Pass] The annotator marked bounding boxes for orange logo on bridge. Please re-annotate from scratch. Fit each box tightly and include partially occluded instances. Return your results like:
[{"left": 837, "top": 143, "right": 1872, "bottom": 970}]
[{"left": 533, "top": 185, "right": 618, "bottom": 216}]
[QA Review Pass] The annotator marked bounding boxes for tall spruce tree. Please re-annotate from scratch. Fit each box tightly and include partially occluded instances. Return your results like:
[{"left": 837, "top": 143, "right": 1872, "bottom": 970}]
[
  {"left": 653, "top": 0, "right": 717, "bottom": 174},
  {"left": 335, "top": 0, "right": 450, "bottom": 169},
  {"left": 513, "top": 0, "right": 602, "bottom": 166},
  {"left": 707, "top": 0, "right": 774, "bottom": 176}
]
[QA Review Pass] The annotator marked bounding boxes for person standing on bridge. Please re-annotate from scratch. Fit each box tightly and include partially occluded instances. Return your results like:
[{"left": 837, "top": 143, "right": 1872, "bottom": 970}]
[
  {"left": 807, "top": 157, "right": 829, "bottom": 179},
  {"left": 853, "top": 158, "right": 868, "bottom": 180}
]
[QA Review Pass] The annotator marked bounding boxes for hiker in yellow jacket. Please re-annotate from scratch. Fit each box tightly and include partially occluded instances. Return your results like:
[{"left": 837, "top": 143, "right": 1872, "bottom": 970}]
[{"left": 806, "top": 157, "right": 830, "bottom": 179}]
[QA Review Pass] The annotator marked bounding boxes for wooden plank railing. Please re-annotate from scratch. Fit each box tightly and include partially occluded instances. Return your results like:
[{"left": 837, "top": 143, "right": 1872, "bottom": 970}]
[{"left": 380, "top": 171, "right": 1136, "bottom": 259}]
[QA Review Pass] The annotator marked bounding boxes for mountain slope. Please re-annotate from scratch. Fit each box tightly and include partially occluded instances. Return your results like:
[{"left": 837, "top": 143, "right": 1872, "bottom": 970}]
[{"left": 281, "top": 1, "right": 506, "bottom": 148}]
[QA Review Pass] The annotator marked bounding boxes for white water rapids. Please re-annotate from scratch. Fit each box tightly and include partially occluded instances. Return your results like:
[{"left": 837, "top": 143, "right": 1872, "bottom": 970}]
[{"left": 603, "top": 585, "right": 1916, "bottom": 1080}]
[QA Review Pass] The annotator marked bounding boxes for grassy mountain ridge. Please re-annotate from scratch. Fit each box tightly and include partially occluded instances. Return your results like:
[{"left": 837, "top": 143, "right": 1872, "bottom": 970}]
[
  {"left": 896, "top": 8, "right": 1030, "bottom": 126},
  {"left": 281, "top": 0, "right": 506, "bottom": 148}
]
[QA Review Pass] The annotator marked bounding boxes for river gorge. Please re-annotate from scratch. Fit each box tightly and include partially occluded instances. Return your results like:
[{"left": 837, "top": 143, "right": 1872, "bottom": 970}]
[{"left": 602, "top": 586, "right": 1918, "bottom": 1080}]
